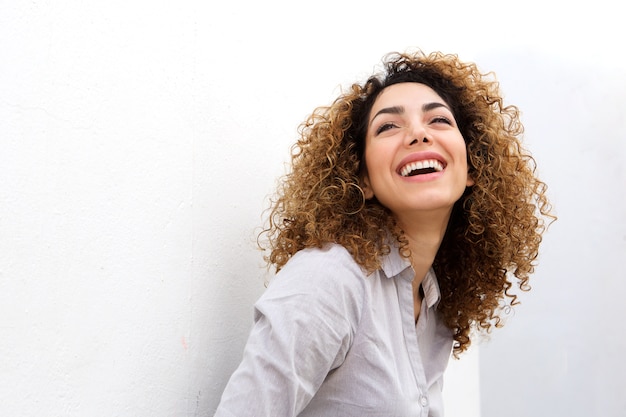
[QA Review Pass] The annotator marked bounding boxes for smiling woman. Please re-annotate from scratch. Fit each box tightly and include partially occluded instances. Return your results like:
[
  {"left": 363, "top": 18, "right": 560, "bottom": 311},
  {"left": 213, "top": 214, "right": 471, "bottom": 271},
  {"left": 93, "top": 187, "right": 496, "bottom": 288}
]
[
  {"left": 213, "top": 49, "right": 554, "bottom": 417},
  {"left": 362, "top": 83, "right": 473, "bottom": 224}
]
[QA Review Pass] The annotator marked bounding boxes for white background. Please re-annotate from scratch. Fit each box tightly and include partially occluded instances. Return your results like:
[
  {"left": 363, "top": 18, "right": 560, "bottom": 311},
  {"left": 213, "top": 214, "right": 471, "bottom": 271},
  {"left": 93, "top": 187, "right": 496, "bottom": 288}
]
[{"left": 1, "top": 1, "right": 624, "bottom": 416}]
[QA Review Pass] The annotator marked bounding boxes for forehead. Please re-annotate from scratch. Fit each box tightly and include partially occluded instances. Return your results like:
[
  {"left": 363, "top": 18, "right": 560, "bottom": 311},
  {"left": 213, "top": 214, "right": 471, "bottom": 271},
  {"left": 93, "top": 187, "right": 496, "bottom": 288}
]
[{"left": 370, "top": 82, "right": 447, "bottom": 113}]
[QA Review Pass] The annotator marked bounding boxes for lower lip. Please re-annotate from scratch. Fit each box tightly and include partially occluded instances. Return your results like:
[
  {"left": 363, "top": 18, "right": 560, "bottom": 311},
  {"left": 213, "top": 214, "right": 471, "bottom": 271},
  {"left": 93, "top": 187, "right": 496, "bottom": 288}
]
[{"left": 399, "top": 170, "right": 445, "bottom": 182}]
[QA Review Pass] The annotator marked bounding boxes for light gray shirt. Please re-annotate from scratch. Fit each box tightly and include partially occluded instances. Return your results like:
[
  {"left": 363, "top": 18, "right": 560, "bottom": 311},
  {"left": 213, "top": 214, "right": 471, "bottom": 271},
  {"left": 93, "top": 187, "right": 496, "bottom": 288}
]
[{"left": 214, "top": 243, "right": 454, "bottom": 417}]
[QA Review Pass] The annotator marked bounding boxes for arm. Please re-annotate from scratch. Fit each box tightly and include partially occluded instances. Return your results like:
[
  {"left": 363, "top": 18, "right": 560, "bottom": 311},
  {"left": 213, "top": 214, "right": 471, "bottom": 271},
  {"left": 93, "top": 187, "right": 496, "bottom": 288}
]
[{"left": 214, "top": 246, "right": 365, "bottom": 417}]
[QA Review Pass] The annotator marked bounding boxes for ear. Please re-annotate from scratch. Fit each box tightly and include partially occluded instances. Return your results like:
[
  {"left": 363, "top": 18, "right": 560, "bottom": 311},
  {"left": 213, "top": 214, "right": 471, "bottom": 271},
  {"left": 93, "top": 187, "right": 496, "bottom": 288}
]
[
  {"left": 466, "top": 174, "right": 475, "bottom": 187},
  {"left": 361, "top": 170, "right": 375, "bottom": 199}
]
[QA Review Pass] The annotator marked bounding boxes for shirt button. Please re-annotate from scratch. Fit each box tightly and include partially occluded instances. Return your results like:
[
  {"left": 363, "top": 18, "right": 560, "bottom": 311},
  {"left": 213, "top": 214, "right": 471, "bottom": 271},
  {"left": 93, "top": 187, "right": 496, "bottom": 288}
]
[{"left": 420, "top": 395, "right": 429, "bottom": 407}]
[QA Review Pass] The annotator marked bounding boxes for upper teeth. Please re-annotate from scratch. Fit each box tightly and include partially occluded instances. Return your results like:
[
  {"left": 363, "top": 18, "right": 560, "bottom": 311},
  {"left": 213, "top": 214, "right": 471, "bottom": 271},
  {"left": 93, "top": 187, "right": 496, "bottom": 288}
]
[{"left": 400, "top": 159, "right": 444, "bottom": 177}]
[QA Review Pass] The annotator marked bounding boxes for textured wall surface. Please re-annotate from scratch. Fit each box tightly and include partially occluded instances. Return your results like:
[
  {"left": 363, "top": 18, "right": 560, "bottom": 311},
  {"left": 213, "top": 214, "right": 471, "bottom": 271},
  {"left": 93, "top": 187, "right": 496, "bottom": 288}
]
[{"left": 1, "top": 1, "right": 623, "bottom": 416}]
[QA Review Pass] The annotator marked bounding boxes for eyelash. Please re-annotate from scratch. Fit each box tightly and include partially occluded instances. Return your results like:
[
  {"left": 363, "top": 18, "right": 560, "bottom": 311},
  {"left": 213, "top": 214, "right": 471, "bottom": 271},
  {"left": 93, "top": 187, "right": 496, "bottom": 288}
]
[
  {"left": 375, "top": 116, "right": 452, "bottom": 135},
  {"left": 376, "top": 123, "right": 398, "bottom": 135},
  {"left": 430, "top": 116, "right": 452, "bottom": 125}
]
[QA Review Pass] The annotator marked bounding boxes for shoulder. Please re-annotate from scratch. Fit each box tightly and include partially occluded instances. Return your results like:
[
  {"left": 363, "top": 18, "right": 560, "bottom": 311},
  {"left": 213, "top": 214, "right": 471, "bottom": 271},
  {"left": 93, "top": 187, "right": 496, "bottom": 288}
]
[
  {"left": 276, "top": 243, "right": 366, "bottom": 287},
  {"left": 259, "top": 244, "right": 368, "bottom": 320},
  {"left": 286, "top": 243, "right": 362, "bottom": 270}
]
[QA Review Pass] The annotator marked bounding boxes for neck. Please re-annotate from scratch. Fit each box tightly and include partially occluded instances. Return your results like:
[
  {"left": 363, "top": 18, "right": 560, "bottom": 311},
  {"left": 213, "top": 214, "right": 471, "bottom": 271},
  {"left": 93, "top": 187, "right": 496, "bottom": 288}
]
[{"left": 396, "top": 209, "right": 451, "bottom": 287}]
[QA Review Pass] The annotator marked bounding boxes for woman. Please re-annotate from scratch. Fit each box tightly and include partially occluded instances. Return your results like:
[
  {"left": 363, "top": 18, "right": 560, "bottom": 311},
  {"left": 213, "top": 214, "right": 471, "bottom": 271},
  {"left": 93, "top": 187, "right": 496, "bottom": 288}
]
[{"left": 214, "top": 50, "right": 553, "bottom": 416}]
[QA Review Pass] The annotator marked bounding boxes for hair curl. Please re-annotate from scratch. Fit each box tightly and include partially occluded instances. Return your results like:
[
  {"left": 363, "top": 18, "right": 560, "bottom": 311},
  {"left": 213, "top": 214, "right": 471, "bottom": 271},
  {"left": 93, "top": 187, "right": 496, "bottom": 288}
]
[{"left": 259, "top": 50, "right": 554, "bottom": 355}]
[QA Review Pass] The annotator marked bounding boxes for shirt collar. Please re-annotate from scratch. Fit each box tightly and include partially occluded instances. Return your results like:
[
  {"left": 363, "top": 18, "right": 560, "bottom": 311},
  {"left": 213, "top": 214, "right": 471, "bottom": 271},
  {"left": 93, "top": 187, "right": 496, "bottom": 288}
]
[
  {"left": 379, "top": 243, "right": 442, "bottom": 309},
  {"left": 421, "top": 268, "right": 441, "bottom": 309},
  {"left": 379, "top": 243, "right": 412, "bottom": 278}
]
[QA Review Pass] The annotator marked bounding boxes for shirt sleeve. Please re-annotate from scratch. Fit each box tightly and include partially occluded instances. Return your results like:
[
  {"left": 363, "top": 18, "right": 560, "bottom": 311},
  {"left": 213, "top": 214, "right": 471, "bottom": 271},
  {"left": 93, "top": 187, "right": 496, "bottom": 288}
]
[{"left": 213, "top": 245, "right": 365, "bottom": 417}]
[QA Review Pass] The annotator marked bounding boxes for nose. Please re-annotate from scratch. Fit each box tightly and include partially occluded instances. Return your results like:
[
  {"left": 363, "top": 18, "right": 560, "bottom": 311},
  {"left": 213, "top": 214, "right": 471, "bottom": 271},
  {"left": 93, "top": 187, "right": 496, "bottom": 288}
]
[
  {"left": 408, "top": 137, "right": 430, "bottom": 146},
  {"left": 406, "top": 122, "right": 431, "bottom": 146}
]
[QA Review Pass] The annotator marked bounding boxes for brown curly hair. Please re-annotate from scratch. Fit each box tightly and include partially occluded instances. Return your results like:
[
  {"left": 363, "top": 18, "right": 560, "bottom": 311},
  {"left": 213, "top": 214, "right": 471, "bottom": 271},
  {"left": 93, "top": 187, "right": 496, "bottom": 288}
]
[{"left": 259, "top": 50, "right": 554, "bottom": 355}]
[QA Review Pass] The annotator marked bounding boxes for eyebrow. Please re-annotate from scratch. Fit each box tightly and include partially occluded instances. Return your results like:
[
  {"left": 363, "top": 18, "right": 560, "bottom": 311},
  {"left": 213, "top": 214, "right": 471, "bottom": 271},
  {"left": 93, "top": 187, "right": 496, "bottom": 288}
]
[{"left": 369, "top": 102, "right": 452, "bottom": 127}]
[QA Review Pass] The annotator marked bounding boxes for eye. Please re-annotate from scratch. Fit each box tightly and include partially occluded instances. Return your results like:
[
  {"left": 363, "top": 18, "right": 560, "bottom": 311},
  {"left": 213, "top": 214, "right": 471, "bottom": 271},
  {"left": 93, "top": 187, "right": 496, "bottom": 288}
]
[
  {"left": 429, "top": 116, "right": 452, "bottom": 125},
  {"left": 375, "top": 122, "right": 398, "bottom": 135}
]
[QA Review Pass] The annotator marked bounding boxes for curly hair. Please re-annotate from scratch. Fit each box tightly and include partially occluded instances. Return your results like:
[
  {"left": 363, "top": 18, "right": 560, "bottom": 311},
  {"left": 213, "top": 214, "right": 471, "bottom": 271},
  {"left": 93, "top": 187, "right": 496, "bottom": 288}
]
[{"left": 259, "top": 49, "right": 554, "bottom": 355}]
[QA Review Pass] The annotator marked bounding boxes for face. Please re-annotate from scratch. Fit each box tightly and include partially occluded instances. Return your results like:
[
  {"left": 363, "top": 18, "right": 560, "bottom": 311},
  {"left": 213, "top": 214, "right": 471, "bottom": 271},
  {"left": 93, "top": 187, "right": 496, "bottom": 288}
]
[{"left": 362, "top": 82, "right": 474, "bottom": 220}]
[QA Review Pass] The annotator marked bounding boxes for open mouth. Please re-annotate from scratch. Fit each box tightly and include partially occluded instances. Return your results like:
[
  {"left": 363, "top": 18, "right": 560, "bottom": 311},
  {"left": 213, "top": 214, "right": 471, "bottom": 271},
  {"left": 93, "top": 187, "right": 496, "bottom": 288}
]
[{"left": 400, "top": 159, "right": 445, "bottom": 177}]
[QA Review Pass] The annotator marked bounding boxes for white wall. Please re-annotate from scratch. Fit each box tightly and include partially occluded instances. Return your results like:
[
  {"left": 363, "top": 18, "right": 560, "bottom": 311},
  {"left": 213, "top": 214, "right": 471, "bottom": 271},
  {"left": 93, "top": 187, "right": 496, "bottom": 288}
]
[
  {"left": 1, "top": 1, "right": 623, "bottom": 416},
  {"left": 475, "top": 48, "right": 626, "bottom": 416}
]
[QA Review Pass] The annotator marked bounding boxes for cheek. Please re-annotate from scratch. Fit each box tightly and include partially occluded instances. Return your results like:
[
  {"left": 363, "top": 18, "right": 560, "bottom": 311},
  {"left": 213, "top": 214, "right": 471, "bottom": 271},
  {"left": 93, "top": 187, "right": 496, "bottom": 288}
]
[
  {"left": 364, "top": 139, "right": 391, "bottom": 168},
  {"left": 363, "top": 149, "right": 385, "bottom": 183},
  {"left": 361, "top": 146, "right": 387, "bottom": 198},
  {"left": 363, "top": 145, "right": 376, "bottom": 174},
  {"left": 460, "top": 149, "right": 474, "bottom": 186},
  {"left": 364, "top": 150, "right": 376, "bottom": 169}
]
